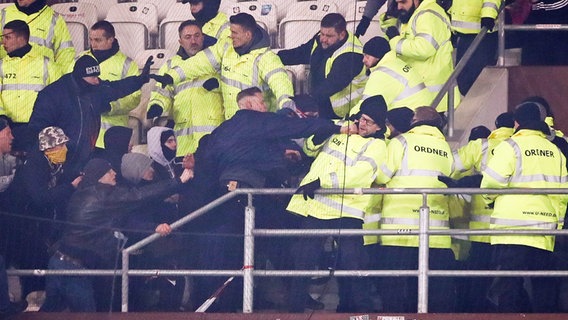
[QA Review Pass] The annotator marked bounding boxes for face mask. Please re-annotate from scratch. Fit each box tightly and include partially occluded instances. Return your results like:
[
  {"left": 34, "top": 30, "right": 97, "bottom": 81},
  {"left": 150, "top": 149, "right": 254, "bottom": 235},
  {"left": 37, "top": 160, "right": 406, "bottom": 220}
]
[{"left": 45, "top": 145, "right": 68, "bottom": 165}]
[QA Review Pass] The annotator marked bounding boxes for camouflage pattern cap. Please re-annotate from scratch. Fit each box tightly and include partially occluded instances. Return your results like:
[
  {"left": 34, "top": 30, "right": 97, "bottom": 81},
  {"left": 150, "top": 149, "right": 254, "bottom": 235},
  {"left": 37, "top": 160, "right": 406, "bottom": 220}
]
[{"left": 38, "top": 126, "right": 69, "bottom": 151}]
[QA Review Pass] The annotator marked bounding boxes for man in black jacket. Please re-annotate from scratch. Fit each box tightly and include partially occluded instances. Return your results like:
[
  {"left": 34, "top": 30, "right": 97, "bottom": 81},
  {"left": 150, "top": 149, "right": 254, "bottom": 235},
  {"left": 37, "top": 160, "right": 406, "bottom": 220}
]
[
  {"left": 27, "top": 54, "right": 166, "bottom": 178},
  {"left": 40, "top": 158, "right": 193, "bottom": 312}
]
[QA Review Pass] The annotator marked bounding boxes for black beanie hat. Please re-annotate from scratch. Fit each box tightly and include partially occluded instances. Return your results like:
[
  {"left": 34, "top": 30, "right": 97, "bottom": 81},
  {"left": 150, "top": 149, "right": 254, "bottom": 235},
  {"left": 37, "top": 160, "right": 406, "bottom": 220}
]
[
  {"left": 514, "top": 102, "right": 542, "bottom": 126},
  {"left": 81, "top": 158, "right": 113, "bottom": 188},
  {"left": 104, "top": 126, "right": 132, "bottom": 155},
  {"left": 468, "top": 125, "right": 491, "bottom": 141},
  {"left": 495, "top": 112, "right": 514, "bottom": 129},
  {"left": 363, "top": 36, "right": 391, "bottom": 60},
  {"left": 73, "top": 55, "right": 100, "bottom": 78},
  {"left": 386, "top": 107, "right": 413, "bottom": 133},
  {"left": 0, "top": 117, "right": 8, "bottom": 132},
  {"left": 359, "top": 95, "right": 387, "bottom": 127}
]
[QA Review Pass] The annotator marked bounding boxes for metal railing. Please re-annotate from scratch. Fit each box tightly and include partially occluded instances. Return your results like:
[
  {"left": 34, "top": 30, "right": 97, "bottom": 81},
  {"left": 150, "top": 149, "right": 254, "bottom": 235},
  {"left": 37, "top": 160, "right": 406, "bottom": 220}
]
[{"left": 7, "top": 188, "right": 568, "bottom": 313}]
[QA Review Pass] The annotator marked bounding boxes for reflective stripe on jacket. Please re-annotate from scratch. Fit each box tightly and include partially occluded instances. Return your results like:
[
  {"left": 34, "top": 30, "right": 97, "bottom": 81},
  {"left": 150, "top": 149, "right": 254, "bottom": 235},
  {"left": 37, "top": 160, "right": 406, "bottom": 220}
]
[
  {"left": 449, "top": 0, "right": 502, "bottom": 34},
  {"left": 381, "top": 125, "right": 455, "bottom": 248},
  {"left": 481, "top": 129, "right": 568, "bottom": 251}
]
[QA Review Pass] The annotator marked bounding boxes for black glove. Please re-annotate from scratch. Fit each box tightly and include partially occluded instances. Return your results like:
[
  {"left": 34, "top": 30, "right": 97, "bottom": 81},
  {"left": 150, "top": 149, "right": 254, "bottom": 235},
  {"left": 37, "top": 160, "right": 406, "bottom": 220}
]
[
  {"left": 296, "top": 178, "right": 321, "bottom": 200},
  {"left": 150, "top": 74, "right": 174, "bottom": 89},
  {"left": 456, "top": 174, "right": 483, "bottom": 188},
  {"left": 438, "top": 175, "right": 458, "bottom": 188},
  {"left": 312, "top": 125, "right": 341, "bottom": 145},
  {"left": 202, "top": 78, "right": 219, "bottom": 91},
  {"left": 140, "top": 56, "right": 154, "bottom": 83},
  {"left": 480, "top": 17, "right": 495, "bottom": 31},
  {"left": 146, "top": 104, "right": 163, "bottom": 119},
  {"left": 385, "top": 26, "right": 399, "bottom": 40},
  {"left": 355, "top": 15, "right": 371, "bottom": 37}
]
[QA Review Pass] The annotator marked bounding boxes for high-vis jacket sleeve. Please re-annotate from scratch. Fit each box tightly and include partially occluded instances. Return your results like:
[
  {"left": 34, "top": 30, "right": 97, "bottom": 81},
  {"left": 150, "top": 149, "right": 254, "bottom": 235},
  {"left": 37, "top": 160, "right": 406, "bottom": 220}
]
[
  {"left": 258, "top": 51, "right": 295, "bottom": 110},
  {"left": 167, "top": 40, "right": 224, "bottom": 84}
]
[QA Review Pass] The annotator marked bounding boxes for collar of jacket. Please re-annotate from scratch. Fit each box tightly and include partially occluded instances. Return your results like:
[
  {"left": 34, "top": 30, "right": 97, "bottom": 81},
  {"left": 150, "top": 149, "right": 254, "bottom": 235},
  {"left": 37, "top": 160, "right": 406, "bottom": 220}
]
[
  {"left": 7, "top": 43, "right": 32, "bottom": 58},
  {"left": 406, "top": 124, "right": 445, "bottom": 138},
  {"left": 515, "top": 121, "right": 551, "bottom": 136},
  {"left": 16, "top": 0, "right": 46, "bottom": 15},
  {"left": 91, "top": 39, "right": 120, "bottom": 63},
  {"left": 488, "top": 127, "right": 514, "bottom": 140},
  {"left": 315, "top": 32, "right": 348, "bottom": 56},
  {"left": 234, "top": 26, "right": 270, "bottom": 56}
]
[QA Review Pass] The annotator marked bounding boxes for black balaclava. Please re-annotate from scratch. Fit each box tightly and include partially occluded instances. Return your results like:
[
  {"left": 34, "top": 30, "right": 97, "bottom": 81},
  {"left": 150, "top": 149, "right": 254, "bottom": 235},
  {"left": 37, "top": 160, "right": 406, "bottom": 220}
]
[
  {"left": 160, "top": 130, "right": 176, "bottom": 162},
  {"left": 16, "top": 0, "right": 46, "bottom": 15},
  {"left": 192, "top": 0, "right": 221, "bottom": 25}
]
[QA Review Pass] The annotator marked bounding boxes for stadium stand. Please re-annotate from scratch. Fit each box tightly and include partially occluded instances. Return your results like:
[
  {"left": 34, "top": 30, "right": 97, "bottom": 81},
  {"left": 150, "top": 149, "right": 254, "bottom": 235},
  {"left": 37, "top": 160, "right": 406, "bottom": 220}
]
[
  {"left": 221, "top": 1, "right": 278, "bottom": 47},
  {"left": 51, "top": 2, "right": 98, "bottom": 54},
  {"left": 77, "top": 0, "right": 117, "bottom": 21},
  {"left": 159, "top": 2, "right": 193, "bottom": 52},
  {"left": 344, "top": 0, "right": 386, "bottom": 44},
  {"left": 278, "top": 1, "right": 339, "bottom": 49}
]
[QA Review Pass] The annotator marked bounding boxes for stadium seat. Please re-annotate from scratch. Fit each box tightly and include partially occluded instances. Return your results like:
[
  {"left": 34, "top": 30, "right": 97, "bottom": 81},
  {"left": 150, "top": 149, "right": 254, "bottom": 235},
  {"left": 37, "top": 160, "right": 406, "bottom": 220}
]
[
  {"left": 106, "top": 2, "right": 159, "bottom": 59},
  {"left": 285, "top": 64, "right": 309, "bottom": 95},
  {"left": 77, "top": 0, "right": 118, "bottom": 21},
  {"left": 138, "top": 0, "right": 177, "bottom": 23},
  {"left": 221, "top": 1, "right": 278, "bottom": 47},
  {"left": 0, "top": 3, "right": 13, "bottom": 11},
  {"left": 278, "top": 1, "right": 338, "bottom": 49},
  {"left": 159, "top": 3, "right": 193, "bottom": 52},
  {"left": 133, "top": 48, "right": 176, "bottom": 73},
  {"left": 52, "top": 3, "right": 98, "bottom": 54},
  {"left": 345, "top": 0, "right": 386, "bottom": 44}
]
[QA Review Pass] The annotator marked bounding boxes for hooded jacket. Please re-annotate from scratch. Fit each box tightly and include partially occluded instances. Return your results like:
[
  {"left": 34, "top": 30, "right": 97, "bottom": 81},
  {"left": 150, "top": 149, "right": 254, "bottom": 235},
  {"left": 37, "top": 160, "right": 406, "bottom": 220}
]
[{"left": 147, "top": 126, "right": 182, "bottom": 180}]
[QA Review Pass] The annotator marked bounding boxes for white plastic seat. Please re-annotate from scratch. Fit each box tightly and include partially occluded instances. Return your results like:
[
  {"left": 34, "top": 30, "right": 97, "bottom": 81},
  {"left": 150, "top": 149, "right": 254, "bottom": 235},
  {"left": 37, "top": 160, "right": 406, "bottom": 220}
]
[
  {"left": 106, "top": 3, "right": 159, "bottom": 59},
  {"left": 222, "top": 1, "right": 278, "bottom": 47},
  {"left": 77, "top": 0, "right": 117, "bottom": 21},
  {"left": 284, "top": 64, "right": 309, "bottom": 94},
  {"left": 52, "top": 3, "right": 98, "bottom": 54},
  {"left": 278, "top": 1, "right": 338, "bottom": 49},
  {"left": 344, "top": 0, "right": 387, "bottom": 44},
  {"left": 159, "top": 3, "right": 193, "bottom": 52},
  {"left": 133, "top": 48, "right": 176, "bottom": 73},
  {"left": 138, "top": 0, "right": 178, "bottom": 23}
]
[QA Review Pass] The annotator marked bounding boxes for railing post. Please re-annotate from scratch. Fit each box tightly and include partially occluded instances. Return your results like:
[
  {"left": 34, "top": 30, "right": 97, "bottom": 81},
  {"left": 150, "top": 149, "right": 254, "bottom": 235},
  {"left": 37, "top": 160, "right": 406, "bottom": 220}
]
[
  {"left": 417, "top": 193, "right": 430, "bottom": 313},
  {"left": 447, "top": 79, "right": 455, "bottom": 138},
  {"left": 497, "top": 9, "right": 506, "bottom": 66},
  {"left": 242, "top": 192, "right": 255, "bottom": 313},
  {"left": 121, "top": 251, "right": 130, "bottom": 312}
]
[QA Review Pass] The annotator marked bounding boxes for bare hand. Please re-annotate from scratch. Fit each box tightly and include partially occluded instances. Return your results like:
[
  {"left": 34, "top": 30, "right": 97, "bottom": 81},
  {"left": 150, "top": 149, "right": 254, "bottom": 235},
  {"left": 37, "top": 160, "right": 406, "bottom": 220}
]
[
  {"left": 340, "top": 122, "right": 358, "bottom": 135},
  {"left": 71, "top": 175, "right": 83, "bottom": 188},
  {"left": 182, "top": 153, "right": 195, "bottom": 170},
  {"left": 284, "top": 149, "right": 302, "bottom": 162},
  {"left": 179, "top": 168, "right": 194, "bottom": 183},
  {"left": 155, "top": 223, "right": 172, "bottom": 236}
]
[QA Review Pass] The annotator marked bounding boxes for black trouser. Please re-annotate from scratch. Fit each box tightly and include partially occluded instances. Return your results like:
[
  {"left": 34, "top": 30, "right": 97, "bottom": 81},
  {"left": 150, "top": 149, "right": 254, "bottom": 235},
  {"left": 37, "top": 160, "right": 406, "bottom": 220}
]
[
  {"left": 379, "top": 246, "right": 456, "bottom": 313},
  {"left": 461, "top": 241, "right": 495, "bottom": 312},
  {"left": 287, "top": 216, "right": 372, "bottom": 313},
  {"left": 490, "top": 244, "right": 557, "bottom": 313},
  {"left": 455, "top": 32, "right": 498, "bottom": 95}
]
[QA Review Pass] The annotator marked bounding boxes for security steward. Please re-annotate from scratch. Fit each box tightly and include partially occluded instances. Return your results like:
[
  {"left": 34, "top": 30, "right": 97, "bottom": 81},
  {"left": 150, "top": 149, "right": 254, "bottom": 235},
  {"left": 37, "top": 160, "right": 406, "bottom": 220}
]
[
  {"left": 287, "top": 95, "right": 391, "bottom": 313},
  {"left": 158, "top": 13, "right": 296, "bottom": 120},
  {"left": 147, "top": 20, "right": 223, "bottom": 156},
  {"left": 379, "top": 106, "right": 456, "bottom": 312},
  {"left": 278, "top": 13, "right": 367, "bottom": 119},
  {"left": 481, "top": 102, "right": 568, "bottom": 313},
  {"left": 0, "top": 19, "right": 61, "bottom": 152},
  {"left": 183, "top": 0, "right": 230, "bottom": 40},
  {"left": 0, "top": 0, "right": 75, "bottom": 72},
  {"left": 78, "top": 20, "right": 140, "bottom": 150}
]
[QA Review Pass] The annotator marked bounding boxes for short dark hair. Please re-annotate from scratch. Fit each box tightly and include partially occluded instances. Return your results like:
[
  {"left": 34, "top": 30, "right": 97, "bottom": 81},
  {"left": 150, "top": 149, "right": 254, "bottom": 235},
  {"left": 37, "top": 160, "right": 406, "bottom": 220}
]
[
  {"left": 178, "top": 19, "right": 202, "bottom": 35},
  {"left": 236, "top": 87, "right": 262, "bottom": 103},
  {"left": 321, "top": 13, "right": 346, "bottom": 34},
  {"left": 3, "top": 19, "right": 30, "bottom": 41},
  {"left": 91, "top": 20, "right": 115, "bottom": 39},
  {"left": 230, "top": 13, "right": 257, "bottom": 33}
]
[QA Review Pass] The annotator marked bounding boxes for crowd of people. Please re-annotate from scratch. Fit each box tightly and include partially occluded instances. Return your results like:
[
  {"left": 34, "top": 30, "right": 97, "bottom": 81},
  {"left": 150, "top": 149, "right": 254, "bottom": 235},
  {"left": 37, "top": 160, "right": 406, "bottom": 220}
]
[{"left": 0, "top": 0, "right": 567, "bottom": 316}]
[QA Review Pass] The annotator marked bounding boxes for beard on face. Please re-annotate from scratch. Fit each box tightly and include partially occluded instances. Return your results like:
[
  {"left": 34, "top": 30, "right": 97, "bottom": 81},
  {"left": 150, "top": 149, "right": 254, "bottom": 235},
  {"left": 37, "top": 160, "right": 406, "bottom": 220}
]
[{"left": 398, "top": 2, "right": 416, "bottom": 24}]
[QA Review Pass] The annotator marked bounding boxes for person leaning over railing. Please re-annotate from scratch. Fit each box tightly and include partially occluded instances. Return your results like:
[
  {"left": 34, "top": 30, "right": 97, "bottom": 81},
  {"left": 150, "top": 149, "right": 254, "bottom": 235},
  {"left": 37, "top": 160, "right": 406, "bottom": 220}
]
[
  {"left": 40, "top": 158, "right": 193, "bottom": 312},
  {"left": 480, "top": 102, "right": 568, "bottom": 313}
]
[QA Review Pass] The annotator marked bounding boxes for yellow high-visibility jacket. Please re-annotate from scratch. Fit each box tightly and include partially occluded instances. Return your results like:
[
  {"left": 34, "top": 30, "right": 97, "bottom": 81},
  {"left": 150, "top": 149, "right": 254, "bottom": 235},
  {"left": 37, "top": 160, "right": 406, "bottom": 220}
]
[
  {"left": 202, "top": 12, "right": 231, "bottom": 40},
  {"left": 449, "top": 0, "right": 502, "bottom": 34},
  {"left": 0, "top": 45, "right": 61, "bottom": 123},
  {"left": 149, "top": 53, "right": 224, "bottom": 156},
  {"left": 0, "top": 4, "right": 75, "bottom": 73},
  {"left": 481, "top": 129, "right": 568, "bottom": 252},
  {"left": 381, "top": 125, "right": 455, "bottom": 248}
]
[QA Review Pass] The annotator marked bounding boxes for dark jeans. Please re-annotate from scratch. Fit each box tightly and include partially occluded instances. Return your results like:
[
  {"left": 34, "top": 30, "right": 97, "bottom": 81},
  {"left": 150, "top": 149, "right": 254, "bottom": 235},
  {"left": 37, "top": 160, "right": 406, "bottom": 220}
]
[
  {"left": 460, "top": 241, "right": 495, "bottom": 312},
  {"left": 40, "top": 255, "right": 96, "bottom": 312},
  {"left": 0, "top": 255, "right": 9, "bottom": 311},
  {"left": 490, "top": 244, "right": 556, "bottom": 313},
  {"left": 287, "top": 216, "right": 372, "bottom": 313},
  {"left": 455, "top": 31, "right": 498, "bottom": 95}
]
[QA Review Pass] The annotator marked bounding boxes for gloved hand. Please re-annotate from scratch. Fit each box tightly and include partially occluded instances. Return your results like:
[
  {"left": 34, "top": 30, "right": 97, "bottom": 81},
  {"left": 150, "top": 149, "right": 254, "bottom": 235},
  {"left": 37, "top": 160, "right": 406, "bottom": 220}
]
[
  {"left": 140, "top": 56, "right": 154, "bottom": 83},
  {"left": 385, "top": 26, "right": 399, "bottom": 40},
  {"left": 480, "top": 17, "right": 495, "bottom": 31},
  {"left": 312, "top": 125, "right": 341, "bottom": 145},
  {"left": 202, "top": 78, "right": 219, "bottom": 91},
  {"left": 146, "top": 104, "right": 163, "bottom": 119},
  {"left": 296, "top": 178, "right": 321, "bottom": 200},
  {"left": 438, "top": 175, "right": 458, "bottom": 188},
  {"left": 355, "top": 15, "right": 371, "bottom": 37},
  {"left": 150, "top": 74, "right": 174, "bottom": 89},
  {"left": 456, "top": 174, "right": 482, "bottom": 188}
]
